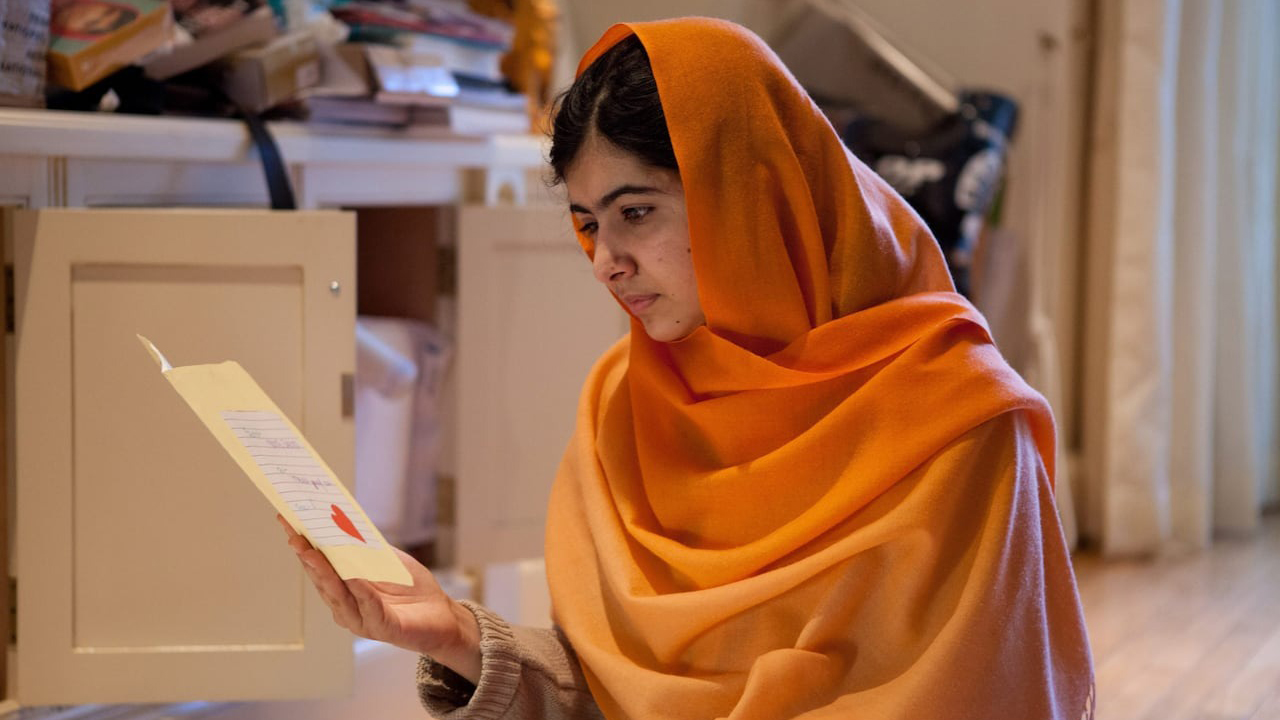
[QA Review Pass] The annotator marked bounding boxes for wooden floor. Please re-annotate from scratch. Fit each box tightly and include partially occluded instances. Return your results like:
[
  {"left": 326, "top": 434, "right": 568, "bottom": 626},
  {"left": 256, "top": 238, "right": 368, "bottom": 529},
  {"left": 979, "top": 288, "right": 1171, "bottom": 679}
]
[{"left": 1073, "top": 513, "right": 1280, "bottom": 720}]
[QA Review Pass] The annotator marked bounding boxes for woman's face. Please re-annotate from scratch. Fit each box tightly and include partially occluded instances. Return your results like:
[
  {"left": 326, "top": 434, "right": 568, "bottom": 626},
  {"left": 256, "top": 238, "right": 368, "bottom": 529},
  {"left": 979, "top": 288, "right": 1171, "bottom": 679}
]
[{"left": 565, "top": 134, "right": 706, "bottom": 342}]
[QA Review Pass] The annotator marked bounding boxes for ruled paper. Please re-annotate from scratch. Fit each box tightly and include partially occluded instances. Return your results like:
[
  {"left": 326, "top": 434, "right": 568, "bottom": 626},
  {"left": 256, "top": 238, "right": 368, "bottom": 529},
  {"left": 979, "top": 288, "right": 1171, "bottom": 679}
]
[{"left": 222, "top": 410, "right": 381, "bottom": 549}]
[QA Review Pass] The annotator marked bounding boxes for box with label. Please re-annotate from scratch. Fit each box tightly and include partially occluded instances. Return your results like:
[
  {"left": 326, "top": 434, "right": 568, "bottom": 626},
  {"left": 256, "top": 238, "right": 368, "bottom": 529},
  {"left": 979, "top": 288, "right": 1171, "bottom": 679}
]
[
  {"left": 47, "top": 0, "right": 170, "bottom": 90},
  {"left": 219, "top": 29, "right": 319, "bottom": 113}
]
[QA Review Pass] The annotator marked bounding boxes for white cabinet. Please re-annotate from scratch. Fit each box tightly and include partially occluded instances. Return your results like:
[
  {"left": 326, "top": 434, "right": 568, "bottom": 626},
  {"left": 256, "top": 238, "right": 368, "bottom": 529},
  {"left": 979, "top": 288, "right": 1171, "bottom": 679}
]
[
  {"left": 14, "top": 209, "right": 356, "bottom": 705},
  {"left": 455, "top": 205, "right": 628, "bottom": 570},
  {"left": 1, "top": 110, "right": 615, "bottom": 709}
]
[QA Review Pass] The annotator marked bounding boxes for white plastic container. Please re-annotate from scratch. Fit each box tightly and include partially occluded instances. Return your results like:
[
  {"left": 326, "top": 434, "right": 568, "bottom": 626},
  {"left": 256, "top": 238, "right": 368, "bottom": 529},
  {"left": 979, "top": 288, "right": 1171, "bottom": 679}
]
[{"left": 354, "top": 316, "right": 451, "bottom": 548}]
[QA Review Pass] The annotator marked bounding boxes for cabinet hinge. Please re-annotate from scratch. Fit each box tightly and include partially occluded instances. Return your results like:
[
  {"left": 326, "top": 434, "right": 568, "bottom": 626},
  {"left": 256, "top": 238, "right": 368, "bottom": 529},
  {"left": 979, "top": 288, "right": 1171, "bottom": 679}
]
[
  {"left": 5, "top": 264, "right": 12, "bottom": 334},
  {"left": 341, "top": 372, "right": 355, "bottom": 419},
  {"left": 437, "top": 245, "right": 457, "bottom": 297}
]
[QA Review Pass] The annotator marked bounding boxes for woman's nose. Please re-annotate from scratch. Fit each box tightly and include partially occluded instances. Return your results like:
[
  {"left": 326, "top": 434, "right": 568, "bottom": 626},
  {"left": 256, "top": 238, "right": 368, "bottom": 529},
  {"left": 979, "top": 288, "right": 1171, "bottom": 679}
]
[{"left": 592, "top": 239, "right": 634, "bottom": 284}]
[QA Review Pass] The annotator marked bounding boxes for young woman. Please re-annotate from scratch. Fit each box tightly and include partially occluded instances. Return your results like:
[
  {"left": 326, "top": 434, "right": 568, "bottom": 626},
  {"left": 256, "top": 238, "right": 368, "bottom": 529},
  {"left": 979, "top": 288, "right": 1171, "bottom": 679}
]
[{"left": 283, "top": 17, "right": 1095, "bottom": 719}]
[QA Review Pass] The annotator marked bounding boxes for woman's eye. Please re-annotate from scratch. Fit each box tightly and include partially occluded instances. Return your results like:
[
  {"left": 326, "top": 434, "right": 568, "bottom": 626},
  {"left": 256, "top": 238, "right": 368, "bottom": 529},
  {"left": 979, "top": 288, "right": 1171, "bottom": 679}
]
[
  {"left": 622, "top": 206, "right": 653, "bottom": 223},
  {"left": 577, "top": 221, "right": 598, "bottom": 236}
]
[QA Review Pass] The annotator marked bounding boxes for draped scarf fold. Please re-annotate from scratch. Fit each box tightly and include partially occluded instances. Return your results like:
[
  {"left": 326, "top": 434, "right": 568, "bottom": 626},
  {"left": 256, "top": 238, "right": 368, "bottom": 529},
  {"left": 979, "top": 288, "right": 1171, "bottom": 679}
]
[{"left": 544, "top": 18, "right": 1094, "bottom": 720}]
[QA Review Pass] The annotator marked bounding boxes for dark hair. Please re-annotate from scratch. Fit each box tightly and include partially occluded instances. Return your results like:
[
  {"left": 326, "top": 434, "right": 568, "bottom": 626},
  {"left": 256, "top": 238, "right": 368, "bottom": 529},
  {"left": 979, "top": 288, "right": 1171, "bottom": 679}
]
[{"left": 549, "top": 35, "right": 677, "bottom": 184}]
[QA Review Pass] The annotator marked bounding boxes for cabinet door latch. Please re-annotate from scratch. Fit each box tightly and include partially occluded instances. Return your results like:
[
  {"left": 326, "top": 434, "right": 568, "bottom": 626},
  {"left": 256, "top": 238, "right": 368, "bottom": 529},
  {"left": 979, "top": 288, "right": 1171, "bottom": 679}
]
[{"left": 341, "top": 373, "right": 354, "bottom": 419}]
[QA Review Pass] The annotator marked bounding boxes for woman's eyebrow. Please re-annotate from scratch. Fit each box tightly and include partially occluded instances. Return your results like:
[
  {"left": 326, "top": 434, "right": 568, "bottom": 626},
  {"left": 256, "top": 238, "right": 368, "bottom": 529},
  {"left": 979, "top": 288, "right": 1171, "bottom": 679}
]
[{"left": 569, "top": 185, "right": 662, "bottom": 214}]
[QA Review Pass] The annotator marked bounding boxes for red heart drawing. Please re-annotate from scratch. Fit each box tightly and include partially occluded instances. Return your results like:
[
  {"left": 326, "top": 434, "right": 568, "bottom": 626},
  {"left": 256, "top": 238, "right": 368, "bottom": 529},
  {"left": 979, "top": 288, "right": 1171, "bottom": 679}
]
[{"left": 330, "top": 504, "right": 366, "bottom": 543}]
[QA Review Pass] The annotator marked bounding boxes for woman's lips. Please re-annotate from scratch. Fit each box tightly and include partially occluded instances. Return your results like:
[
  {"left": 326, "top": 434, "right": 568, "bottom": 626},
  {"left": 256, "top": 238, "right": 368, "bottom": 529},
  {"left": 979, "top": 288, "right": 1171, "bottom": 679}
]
[{"left": 623, "top": 294, "right": 659, "bottom": 313}]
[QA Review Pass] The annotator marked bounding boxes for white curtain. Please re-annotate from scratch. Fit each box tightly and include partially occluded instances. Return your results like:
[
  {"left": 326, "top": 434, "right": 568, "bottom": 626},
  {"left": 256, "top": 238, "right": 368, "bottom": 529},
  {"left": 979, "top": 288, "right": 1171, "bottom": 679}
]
[{"left": 1080, "top": 0, "right": 1280, "bottom": 555}]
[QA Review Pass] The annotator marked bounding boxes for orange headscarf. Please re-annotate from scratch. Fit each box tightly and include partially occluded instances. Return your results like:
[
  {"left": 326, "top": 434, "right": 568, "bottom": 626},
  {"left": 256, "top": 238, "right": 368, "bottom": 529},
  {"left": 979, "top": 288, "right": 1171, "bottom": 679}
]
[{"left": 544, "top": 18, "right": 1094, "bottom": 720}]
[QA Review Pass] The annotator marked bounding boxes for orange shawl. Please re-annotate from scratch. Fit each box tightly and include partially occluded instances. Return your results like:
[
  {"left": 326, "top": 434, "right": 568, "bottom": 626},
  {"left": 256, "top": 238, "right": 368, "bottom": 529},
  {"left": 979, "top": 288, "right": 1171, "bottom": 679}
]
[{"left": 544, "top": 18, "right": 1094, "bottom": 720}]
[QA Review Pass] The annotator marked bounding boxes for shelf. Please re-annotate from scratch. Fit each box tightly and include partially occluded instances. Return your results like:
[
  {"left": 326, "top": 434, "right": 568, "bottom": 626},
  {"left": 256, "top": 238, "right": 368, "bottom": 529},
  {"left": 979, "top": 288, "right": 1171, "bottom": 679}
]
[{"left": 0, "top": 108, "right": 546, "bottom": 169}]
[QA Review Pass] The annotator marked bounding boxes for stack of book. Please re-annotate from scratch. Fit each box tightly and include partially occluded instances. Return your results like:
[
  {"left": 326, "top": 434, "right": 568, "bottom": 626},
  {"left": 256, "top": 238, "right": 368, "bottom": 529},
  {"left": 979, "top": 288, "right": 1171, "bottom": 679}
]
[
  {"left": 46, "top": 0, "right": 291, "bottom": 93},
  {"left": 41, "top": 0, "right": 530, "bottom": 137},
  {"left": 331, "top": 0, "right": 512, "bottom": 50},
  {"left": 298, "top": 0, "right": 529, "bottom": 137}
]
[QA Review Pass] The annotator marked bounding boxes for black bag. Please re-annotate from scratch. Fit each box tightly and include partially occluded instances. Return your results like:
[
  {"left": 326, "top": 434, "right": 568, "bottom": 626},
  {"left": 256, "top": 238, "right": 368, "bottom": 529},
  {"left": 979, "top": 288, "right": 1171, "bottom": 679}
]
[{"left": 844, "top": 90, "right": 1018, "bottom": 297}]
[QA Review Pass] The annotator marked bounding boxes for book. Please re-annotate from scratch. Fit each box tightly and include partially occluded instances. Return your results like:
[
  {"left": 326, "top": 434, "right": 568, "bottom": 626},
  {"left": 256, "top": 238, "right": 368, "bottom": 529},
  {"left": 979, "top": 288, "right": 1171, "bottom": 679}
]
[
  {"left": 364, "top": 43, "right": 458, "bottom": 105},
  {"left": 1, "top": 0, "right": 51, "bottom": 106},
  {"left": 302, "top": 95, "right": 410, "bottom": 125},
  {"left": 48, "top": 0, "right": 172, "bottom": 90},
  {"left": 346, "top": 23, "right": 505, "bottom": 84},
  {"left": 143, "top": 5, "right": 278, "bottom": 81},
  {"left": 455, "top": 79, "right": 525, "bottom": 110},
  {"left": 171, "top": 0, "right": 263, "bottom": 37},
  {"left": 329, "top": 0, "right": 511, "bottom": 48},
  {"left": 296, "top": 95, "right": 528, "bottom": 138},
  {"left": 409, "top": 101, "right": 528, "bottom": 136}
]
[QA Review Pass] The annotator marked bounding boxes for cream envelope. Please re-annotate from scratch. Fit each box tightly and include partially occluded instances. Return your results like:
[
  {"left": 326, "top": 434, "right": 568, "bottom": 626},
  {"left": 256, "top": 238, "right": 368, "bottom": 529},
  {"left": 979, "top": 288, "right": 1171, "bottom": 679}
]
[{"left": 138, "top": 335, "right": 412, "bottom": 585}]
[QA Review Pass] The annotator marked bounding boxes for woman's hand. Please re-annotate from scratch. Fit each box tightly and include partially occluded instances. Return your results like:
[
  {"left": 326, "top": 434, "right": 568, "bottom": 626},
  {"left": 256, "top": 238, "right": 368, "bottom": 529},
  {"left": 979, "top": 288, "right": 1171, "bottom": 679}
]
[{"left": 277, "top": 514, "right": 482, "bottom": 684}]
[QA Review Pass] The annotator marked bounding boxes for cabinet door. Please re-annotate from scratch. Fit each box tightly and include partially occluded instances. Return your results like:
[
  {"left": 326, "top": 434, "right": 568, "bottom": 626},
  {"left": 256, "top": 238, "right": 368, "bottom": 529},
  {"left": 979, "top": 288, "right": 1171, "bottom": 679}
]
[
  {"left": 14, "top": 209, "right": 355, "bottom": 705},
  {"left": 0, "top": 158, "right": 49, "bottom": 208},
  {"left": 456, "top": 205, "right": 627, "bottom": 571}
]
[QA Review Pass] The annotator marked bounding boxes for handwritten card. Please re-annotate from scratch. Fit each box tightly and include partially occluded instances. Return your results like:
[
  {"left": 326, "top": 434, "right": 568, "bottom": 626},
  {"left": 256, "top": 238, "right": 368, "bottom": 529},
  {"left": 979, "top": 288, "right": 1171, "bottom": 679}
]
[
  {"left": 222, "top": 410, "right": 381, "bottom": 548},
  {"left": 138, "top": 335, "right": 412, "bottom": 585}
]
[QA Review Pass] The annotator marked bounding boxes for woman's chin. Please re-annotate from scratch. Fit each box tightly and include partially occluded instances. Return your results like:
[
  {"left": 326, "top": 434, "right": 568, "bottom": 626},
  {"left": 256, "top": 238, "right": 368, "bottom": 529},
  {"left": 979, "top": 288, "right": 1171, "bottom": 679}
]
[{"left": 641, "top": 319, "right": 704, "bottom": 343}]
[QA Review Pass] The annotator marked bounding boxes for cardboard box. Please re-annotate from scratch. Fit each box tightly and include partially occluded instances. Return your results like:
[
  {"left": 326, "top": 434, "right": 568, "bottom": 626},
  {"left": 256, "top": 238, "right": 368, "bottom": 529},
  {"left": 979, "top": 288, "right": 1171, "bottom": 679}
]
[
  {"left": 143, "top": 4, "right": 277, "bottom": 81},
  {"left": 219, "top": 28, "right": 319, "bottom": 112}
]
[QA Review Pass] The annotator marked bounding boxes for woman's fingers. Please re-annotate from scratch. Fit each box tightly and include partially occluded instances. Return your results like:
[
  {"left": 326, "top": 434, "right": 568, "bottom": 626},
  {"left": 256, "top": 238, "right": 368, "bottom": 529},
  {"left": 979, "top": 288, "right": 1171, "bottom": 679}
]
[
  {"left": 277, "top": 516, "right": 364, "bottom": 631},
  {"left": 282, "top": 528, "right": 366, "bottom": 633},
  {"left": 299, "top": 563, "right": 350, "bottom": 627},
  {"left": 277, "top": 514, "right": 315, "bottom": 554},
  {"left": 277, "top": 514, "right": 398, "bottom": 641},
  {"left": 312, "top": 574, "right": 363, "bottom": 632},
  {"left": 347, "top": 579, "right": 389, "bottom": 633},
  {"left": 298, "top": 549, "right": 362, "bottom": 621},
  {"left": 277, "top": 514, "right": 303, "bottom": 540}
]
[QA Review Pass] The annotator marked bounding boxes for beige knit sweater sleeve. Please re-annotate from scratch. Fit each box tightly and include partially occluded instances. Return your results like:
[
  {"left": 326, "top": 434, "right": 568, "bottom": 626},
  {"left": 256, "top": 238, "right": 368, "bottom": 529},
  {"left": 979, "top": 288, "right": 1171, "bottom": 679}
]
[{"left": 416, "top": 600, "right": 605, "bottom": 719}]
